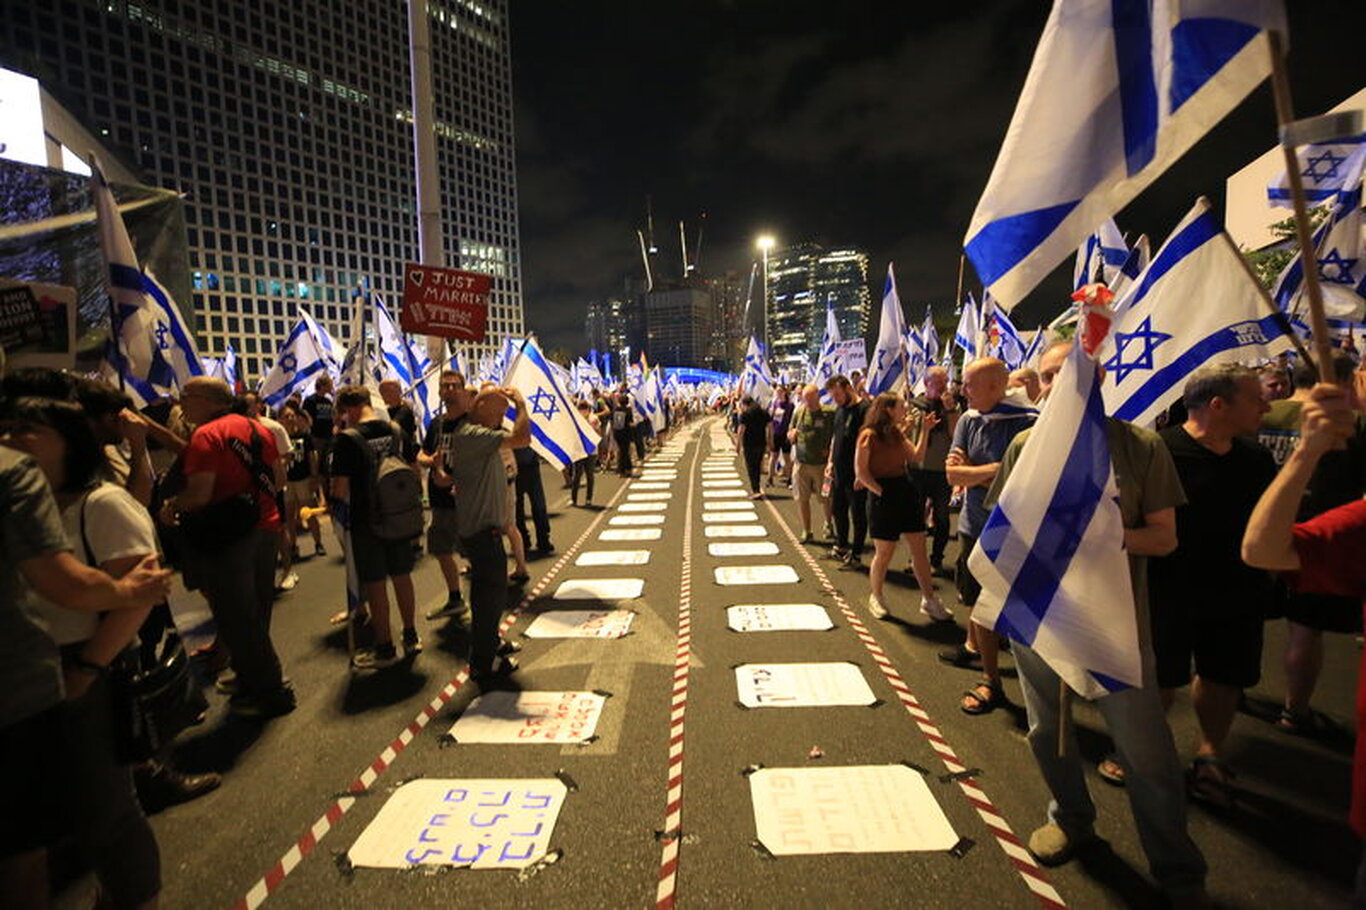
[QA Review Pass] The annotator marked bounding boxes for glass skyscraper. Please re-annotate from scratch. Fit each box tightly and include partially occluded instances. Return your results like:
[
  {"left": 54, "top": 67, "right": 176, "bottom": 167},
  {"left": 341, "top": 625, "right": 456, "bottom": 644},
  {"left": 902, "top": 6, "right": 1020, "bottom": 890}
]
[
  {"left": 764, "top": 242, "right": 870, "bottom": 375},
  {"left": 0, "top": 0, "right": 524, "bottom": 381}
]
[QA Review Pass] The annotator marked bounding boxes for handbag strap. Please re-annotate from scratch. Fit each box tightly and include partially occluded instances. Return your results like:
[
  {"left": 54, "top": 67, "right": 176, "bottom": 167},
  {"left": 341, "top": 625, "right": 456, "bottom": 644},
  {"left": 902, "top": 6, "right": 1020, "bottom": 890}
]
[{"left": 225, "top": 418, "right": 276, "bottom": 497}]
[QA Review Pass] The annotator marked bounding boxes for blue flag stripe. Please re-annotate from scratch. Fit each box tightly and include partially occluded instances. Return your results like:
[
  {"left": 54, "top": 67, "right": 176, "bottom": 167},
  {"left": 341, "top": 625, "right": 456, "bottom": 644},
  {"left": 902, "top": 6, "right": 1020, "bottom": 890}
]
[
  {"left": 1169, "top": 18, "right": 1260, "bottom": 112},
  {"left": 1112, "top": 0, "right": 1158, "bottom": 177},
  {"left": 965, "top": 201, "right": 1079, "bottom": 287}
]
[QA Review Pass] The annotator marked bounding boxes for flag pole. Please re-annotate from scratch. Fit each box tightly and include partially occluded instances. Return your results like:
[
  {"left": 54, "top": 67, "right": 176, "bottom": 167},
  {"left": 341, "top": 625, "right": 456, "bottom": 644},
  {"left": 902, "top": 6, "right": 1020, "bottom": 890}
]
[
  {"left": 1215, "top": 227, "right": 1315, "bottom": 364},
  {"left": 954, "top": 253, "right": 966, "bottom": 308},
  {"left": 1266, "top": 31, "right": 1334, "bottom": 382}
]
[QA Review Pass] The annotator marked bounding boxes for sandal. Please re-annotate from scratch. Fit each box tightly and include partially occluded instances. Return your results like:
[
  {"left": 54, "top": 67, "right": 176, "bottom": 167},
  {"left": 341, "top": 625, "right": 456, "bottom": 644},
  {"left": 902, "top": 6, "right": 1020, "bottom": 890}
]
[
  {"left": 1097, "top": 754, "right": 1126, "bottom": 786},
  {"left": 1187, "top": 756, "right": 1237, "bottom": 808},
  {"left": 961, "top": 681, "right": 1004, "bottom": 715},
  {"left": 1276, "top": 708, "right": 1331, "bottom": 738}
]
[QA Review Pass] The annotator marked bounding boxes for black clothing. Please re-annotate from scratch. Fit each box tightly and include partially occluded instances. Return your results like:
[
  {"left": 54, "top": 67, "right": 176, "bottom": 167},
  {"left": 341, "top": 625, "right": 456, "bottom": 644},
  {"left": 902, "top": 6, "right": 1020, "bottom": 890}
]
[
  {"left": 830, "top": 399, "right": 871, "bottom": 482},
  {"left": 285, "top": 433, "right": 314, "bottom": 483},
  {"left": 301, "top": 392, "right": 335, "bottom": 439},
  {"left": 514, "top": 447, "right": 551, "bottom": 551},
  {"left": 422, "top": 416, "right": 462, "bottom": 509},
  {"left": 739, "top": 405, "right": 771, "bottom": 450},
  {"left": 330, "top": 418, "right": 417, "bottom": 526}
]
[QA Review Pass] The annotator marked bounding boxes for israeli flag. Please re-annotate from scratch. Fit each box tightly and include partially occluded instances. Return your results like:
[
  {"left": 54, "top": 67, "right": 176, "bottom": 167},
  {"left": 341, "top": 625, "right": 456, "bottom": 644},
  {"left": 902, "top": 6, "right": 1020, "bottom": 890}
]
[
  {"left": 1020, "top": 327, "right": 1047, "bottom": 370},
  {"left": 904, "top": 323, "right": 928, "bottom": 392},
  {"left": 503, "top": 337, "right": 599, "bottom": 470},
  {"left": 965, "top": 0, "right": 1284, "bottom": 309},
  {"left": 92, "top": 163, "right": 205, "bottom": 403},
  {"left": 1072, "top": 218, "right": 1130, "bottom": 290},
  {"left": 1272, "top": 153, "right": 1366, "bottom": 323},
  {"left": 740, "top": 336, "right": 777, "bottom": 406},
  {"left": 813, "top": 304, "right": 843, "bottom": 387},
  {"left": 921, "top": 309, "right": 939, "bottom": 365},
  {"left": 1102, "top": 198, "right": 1294, "bottom": 425},
  {"left": 990, "top": 307, "right": 1030, "bottom": 370},
  {"left": 954, "top": 295, "right": 980, "bottom": 357},
  {"left": 1109, "top": 234, "right": 1150, "bottom": 300},
  {"left": 1268, "top": 134, "right": 1366, "bottom": 207},
  {"left": 867, "top": 263, "right": 908, "bottom": 395},
  {"left": 375, "top": 294, "right": 440, "bottom": 429},
  {"left": 259, "top": 312, "right": 345, "bottom": 407},
  {"left": 202, "top": 343, "right": 239, "bottom": 389},
  {"left": 969, "top": 333, "right": 1141, "bottom": 698}
]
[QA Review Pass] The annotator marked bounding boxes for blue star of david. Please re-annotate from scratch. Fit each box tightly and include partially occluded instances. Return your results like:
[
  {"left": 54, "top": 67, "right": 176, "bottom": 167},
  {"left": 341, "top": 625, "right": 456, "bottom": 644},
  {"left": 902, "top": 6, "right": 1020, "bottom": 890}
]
[
  {"left": 153, "top": 320, "right": 172, "bottom": 350},
  {"left": 280, "top": 352, "right": 298, "bottom": 374},
  {"left": 1303, "top": 149, "right": 1347, "bottom": 183},
  {"left": 1103, "top": 316, "right": 1172, "bottom": 384},
  {"left": 528, "top": 387, "right": 559, "bottom": 419},
  {"left": 1318, "top": 248, "right": 1358, "bottom": 285}
]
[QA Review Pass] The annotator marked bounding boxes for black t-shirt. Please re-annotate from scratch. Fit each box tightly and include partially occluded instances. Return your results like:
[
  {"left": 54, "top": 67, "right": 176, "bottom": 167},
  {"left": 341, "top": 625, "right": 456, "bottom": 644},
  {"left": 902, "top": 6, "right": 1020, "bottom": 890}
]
[
  {"left": 831, "top": 399, "right": 871, "bottom": 478},
  {"left": 331, "top": 418, "right": 417, "bottom": 522},
  {"left": 1150, "top": 426, "right": 1276, "bottom": 603},
  {"left": 610, "top": 401, "right": 634, "bottom": 432},
  {"left": 302, "top": 393, "right": 334, "bottom": 439},
  {"left": 285, "top": 433, "right": 314, "bottom": 483},
  {"left": 422, "top": 416, "right": 462, "bottom": 509},
  {"left": 739, "top": 405, "right": 771, "bottom": 449},
  {"left": 389, "top": 402, "right": 417, "bottom": 443}
]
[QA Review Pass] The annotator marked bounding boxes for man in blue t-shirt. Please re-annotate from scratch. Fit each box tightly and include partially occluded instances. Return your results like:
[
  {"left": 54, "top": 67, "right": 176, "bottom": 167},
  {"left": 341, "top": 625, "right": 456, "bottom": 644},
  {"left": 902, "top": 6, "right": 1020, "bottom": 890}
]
[{"left": 943, "top": 358, "right": 1037, "bottom": 715}]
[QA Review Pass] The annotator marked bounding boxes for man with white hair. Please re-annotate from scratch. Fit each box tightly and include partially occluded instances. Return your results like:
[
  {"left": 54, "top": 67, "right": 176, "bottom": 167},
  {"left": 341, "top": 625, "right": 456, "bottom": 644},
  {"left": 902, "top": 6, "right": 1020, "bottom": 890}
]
[{"left": 789, "top": 383, "right": 835, "bottom": 543}]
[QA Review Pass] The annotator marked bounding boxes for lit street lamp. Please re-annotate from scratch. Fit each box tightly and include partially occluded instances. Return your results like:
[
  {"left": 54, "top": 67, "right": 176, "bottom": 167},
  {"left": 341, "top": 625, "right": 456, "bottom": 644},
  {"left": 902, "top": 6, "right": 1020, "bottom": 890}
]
[{"left": 756, "top": 234, "right": 776, "bottom": 351}]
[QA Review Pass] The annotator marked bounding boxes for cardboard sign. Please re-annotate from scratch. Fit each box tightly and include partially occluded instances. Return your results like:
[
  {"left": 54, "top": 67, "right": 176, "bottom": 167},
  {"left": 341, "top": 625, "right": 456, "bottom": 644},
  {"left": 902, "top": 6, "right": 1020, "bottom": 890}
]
[
  {"left": 0, "top": 279, "right": 76, "bottom": 369},
  {"left": 400, "top": 263, "right": 491, "bottom": 342},
  {"left": 346, "top": 778, "right": 566, "bottom": 869}
]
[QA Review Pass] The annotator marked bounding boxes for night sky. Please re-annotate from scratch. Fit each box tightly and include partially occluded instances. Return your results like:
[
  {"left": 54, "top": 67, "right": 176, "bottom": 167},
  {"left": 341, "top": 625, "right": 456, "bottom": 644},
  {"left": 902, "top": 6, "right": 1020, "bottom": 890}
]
[{"left": 510, "top": 0, "right": 1365, "bottom": 356}]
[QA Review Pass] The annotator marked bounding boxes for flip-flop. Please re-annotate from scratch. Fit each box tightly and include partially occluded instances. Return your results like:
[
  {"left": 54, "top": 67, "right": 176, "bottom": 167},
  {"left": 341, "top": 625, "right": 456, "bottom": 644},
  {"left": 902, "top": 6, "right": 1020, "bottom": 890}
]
[
  {"left": 1187, "top": 756, "right": 1237, "bottom": 808},
  {"left": 961, "top": 681, "right": 1004, "bottom": 715},
  {"left": 1097, "top": 755, "right": 1126, "bottom": 786}
]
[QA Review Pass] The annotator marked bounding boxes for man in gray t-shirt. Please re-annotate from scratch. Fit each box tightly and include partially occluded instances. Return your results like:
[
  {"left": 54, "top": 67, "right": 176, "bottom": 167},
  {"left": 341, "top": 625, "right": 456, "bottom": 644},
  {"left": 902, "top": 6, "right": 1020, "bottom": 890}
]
[{"left": 448, "top": 386, "right": 531, "bottom": 683}]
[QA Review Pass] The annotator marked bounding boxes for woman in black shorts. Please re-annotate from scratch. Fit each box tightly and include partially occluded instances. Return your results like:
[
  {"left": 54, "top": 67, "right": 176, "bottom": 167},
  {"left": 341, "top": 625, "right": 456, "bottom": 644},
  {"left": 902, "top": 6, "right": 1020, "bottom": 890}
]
[{"left": 855, "top": 393, "right": 948, "bottom": 622}]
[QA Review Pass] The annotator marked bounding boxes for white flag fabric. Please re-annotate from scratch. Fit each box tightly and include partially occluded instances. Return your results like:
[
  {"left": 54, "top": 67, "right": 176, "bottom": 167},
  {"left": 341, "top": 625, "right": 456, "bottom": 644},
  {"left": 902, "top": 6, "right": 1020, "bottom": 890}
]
[
  {"left": 989, "top": 307, "right": 1030, "bottom": 370},
  {"left": 259, "top": 309, "right": 347, "bottom": 407},
  {"left": 740, "top": 336, "right": 776, "bottom": 406},
  {"left": 1020, "top": 327, "right": 1047, "bottom": 371},
  {"left": 969, "top": 333, "right": 1140, "bottom": 698},
  {"left": 1072, "top": 218, "right": 1129, "bottom": 290},
  {"left": 1268, "top": 134, "right": 1366, "bottom": 208},
  {"left": 867, "top": 264, "right": 908, "bottom": 394},
  {"left": 954, "top": 295, "right": 980, "bottom": 358},
  {"left": 1271, "top": 155, "right": 1366, "bottom": 323},
  {"left": 503, "top": 338, "right": 600, "bottom": 470},
  {"left": 965, "top": 0, "right": 1284, "bottom": 309},
  {"left": 920, "top": 310, "right": 939, "bottom": 365},
  {"left": 1103, "top": 199, "right": 1294, "bottom": 425},
  {"left": 92, "top": 163, "right": 204, "bottom": 403},
  {"left": 202, "top": 343, "right": 239, "bottom": 389},
  {"left": 375, "top": 294, "right": 439, "bottom": 429}
]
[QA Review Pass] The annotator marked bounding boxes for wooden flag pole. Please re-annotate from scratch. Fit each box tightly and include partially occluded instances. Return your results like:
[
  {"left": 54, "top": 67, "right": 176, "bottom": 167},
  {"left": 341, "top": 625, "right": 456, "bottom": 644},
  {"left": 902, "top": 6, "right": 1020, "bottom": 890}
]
[
  {"left": 954, "top": 253, "right": 966, "bottom": 308},
  {"left": 1266, "top": 30, "right": 1335, "bottom": 382}
]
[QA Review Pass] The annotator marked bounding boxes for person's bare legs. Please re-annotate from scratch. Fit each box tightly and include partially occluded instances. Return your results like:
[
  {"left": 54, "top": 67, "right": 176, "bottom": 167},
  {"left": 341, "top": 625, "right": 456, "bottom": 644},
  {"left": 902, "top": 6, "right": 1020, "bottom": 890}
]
[
  {"left": 504, "top": 523, "right": 528, "bottom": 576},
  {"left": 869, "top": 539, "right": 895, "bottom": 602},
  {"left": 436, "top": 553, "right": 462, "bottom": 591},
  {"left": 1283, "top": 621, "right": 1324, "bottom": 720},
  {"left": 391, "top": 574, "right": 417, "bottom": 631},
  {"left": 902, "top": 531, "right": 935, "bottom": 594},
  {"left": 1192, "top": 677, "right": 1241, "bottom": 759},
  {"left": 364, "top": 581, "right": 392, "bottom": 646}
]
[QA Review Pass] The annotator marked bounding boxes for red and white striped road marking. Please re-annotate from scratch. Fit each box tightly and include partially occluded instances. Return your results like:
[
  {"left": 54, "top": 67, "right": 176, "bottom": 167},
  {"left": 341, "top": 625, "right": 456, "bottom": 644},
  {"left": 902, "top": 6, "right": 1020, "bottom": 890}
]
[
  {"left": 655, "top": 432, "right": 704, "bottom": 910},
  {"left": 761, "top": 499, "right": 1068, "bottom": 910},
  {"left": 229, "top": 469, "right": 638, "bottom": 910}
]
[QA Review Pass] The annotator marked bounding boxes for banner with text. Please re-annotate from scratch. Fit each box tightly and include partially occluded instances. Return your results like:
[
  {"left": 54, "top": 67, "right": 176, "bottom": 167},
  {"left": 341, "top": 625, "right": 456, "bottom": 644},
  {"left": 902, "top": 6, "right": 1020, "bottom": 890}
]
[{"left": 401, "top": 262, "right": 491, "bottom": 342}]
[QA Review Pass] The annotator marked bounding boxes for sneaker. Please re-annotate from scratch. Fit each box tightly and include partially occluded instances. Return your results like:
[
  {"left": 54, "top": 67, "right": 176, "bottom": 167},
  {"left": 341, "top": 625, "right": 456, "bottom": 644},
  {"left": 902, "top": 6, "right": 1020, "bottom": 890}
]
[
  {"left": 822, "top": 522, "right": 835, "bottom": 539},
  {"left": 276, "top": 571, "right": 299, "bottom": 592},
  {"left": 1027, "top": 823, "right": 1094, "bottom": 867},
  {"left": 840, "top": 553, "right": 863, "bottom": 570},
  {"left": 827, "top": 546, "right": 849, "bottom": 562},
  {"left": 509, "top": 571, "right": 531, "bottom": 585},
  {"left": 867, "top": 592, "right": 890, "bottom": 620},
  {"left": 425, "top": 596, "right": 467, "bottom": 621},
  {"left": 536, "top": 542, "right": 555, "bottom": 556},
  {"left": 352, "top": 644, "right": 400, "bottom": 671},
  {"left": 799, "top": 530, "right": 814, "bottom": 543},
  {"left": 401, "top": 627, "right": 423, "bottom": 656},
  {"left": 919, "top": 594, "right": 953, "bottom": 622},
  {"left": 472, "top": 656, "right": 520, "bottom": 690},
  {"left": 214, "top": 672, "right": 240, "bottom": 695},
  {"left": 314, "top": 543, "right": 327, "bottom": 557},
  {"left": 290, "top": 545, "right": 302, "bottom": 562},
  {"left": 228, "top": 687, "right": 296, "bottom": 719}
]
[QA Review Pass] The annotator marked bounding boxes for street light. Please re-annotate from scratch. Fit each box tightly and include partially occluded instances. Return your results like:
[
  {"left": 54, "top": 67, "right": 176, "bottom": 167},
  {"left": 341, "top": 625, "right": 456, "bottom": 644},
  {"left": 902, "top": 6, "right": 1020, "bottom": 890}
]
[{"left": 756, "top": 234, "right": 776, "bottom": 352}]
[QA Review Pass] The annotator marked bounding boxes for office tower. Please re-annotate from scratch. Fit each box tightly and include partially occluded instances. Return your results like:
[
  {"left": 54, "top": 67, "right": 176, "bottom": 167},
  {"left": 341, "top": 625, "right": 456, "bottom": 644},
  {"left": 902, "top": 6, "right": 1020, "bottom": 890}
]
[{"left": 763, "top": 242, "right": 870, "bottom": 375}]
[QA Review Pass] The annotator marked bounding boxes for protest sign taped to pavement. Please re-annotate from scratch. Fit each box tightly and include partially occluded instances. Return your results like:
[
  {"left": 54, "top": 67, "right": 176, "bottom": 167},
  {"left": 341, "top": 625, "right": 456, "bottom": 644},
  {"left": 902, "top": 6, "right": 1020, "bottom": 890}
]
[
  {"left": 600, "top": 528, "right": 662, "bottom": 541},
  {"left": 448, "top": 690, "right": 605, "bottom": 744},
  {"left": 727, "top": 604, "right": 833, "bottom": 632},
  {"left": 552, "top": 578, "right": 645, "bottom": 600},
  {"left": 735, "top": 662, "right": 876, "bottom": 707},
  {"left": 715, "top": 565, "right": 799, "bottom": 585},
  {"left": 705, "top": 525, "right": 767, "bottom": 538},
  {"left": 575, "top": 550, "right": 651, "bottom": 566},
  {"left": 524, "top": 610, "right": 634, "bottom": 639},
  {"left": 708, "top": 542, "right": 780, "bottom": 557}
]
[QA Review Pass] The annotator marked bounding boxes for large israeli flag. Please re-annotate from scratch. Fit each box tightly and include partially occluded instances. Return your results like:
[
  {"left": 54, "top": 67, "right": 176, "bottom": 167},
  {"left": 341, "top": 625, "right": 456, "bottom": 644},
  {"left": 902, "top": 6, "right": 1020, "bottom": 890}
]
[
  {"left": 1268, "top": 134, "right": 1366, "bottom": 207},
  {"left": 503, "top": 338, "right": 599, "bottom": 469},
  {"left": 867, "top": 264, "right": 908, "bottom": 394},
  {"left": 1272, "top": 154, "right": 1366, "bottom": 323},
  {"left": 813, "top": 304, "right": 842, "bottom": 386},
  {"left": 259, "top": 314, "right": 344, "bottom": 407},
  {"left": 375, "top": 294, "right": 440, "bottom": 429},
  {"left": 1102, "top": 198, "right": 1294, "bottom": 425},
  {"left": 990, "top": 307, "right": 1030, "bottom": 370},
  {"left": 740, "top": 336, "right": 777, "bottom": 406},
  {"left": 92, "top": 163, "right": 204, "bottom": 403},
  {"left": 969, "top": 333, "right": 1140, "bottom": 698},
  {"left": 954, "top": 295, "right": 980, "bottom": 357},
  {"left": 965, "top": 0, "right": 1284, "bottom": 309},
  {"left": 904, "top": 323, "right": 928, "bottom": 392}
]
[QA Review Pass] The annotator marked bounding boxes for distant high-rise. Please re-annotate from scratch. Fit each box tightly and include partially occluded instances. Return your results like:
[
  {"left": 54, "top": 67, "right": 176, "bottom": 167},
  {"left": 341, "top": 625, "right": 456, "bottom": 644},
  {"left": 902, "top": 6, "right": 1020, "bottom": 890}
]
[
  {"left": 0, "top": 0, "right": 524, "bottom": 381},
  {"left": 642, "top": 284, "right": 715, "bottom": 369},
  {"left": 764, "top": 243, "right": 870, "bottom": 374}
]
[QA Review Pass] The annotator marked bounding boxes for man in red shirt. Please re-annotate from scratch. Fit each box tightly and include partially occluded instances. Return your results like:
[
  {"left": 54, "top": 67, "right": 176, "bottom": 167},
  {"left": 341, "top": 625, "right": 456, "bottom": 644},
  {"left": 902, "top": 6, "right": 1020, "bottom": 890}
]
[
  {"left": 1243, "top": 382, "right": 1362, "bottom": 898},
  {"left": 162, "top": 378, "right": 294, "bottom": 718}
]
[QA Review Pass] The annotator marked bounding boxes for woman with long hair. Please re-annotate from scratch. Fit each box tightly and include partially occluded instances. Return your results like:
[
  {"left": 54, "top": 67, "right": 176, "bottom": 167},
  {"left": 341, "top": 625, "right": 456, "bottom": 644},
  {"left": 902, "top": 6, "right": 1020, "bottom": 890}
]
[
  {"left": 1, "top": 397, "right": 163, "bottom": 909},
  {"left": 854, "top": 392, "right": 950, "bottom": 623}
]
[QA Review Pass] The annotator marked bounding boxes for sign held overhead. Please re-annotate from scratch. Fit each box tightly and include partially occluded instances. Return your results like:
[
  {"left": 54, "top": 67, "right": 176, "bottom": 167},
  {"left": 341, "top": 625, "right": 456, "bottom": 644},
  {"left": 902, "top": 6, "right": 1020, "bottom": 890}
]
[{"left": 401, "top": 262, "right": 491, "bottom": 342}]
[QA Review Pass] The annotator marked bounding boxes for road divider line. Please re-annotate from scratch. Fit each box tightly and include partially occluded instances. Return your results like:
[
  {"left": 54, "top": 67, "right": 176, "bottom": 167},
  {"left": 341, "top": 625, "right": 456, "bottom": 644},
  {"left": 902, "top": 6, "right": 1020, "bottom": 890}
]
[{"left": 760, "top": 496, "right": 1067, "bottom": 910}]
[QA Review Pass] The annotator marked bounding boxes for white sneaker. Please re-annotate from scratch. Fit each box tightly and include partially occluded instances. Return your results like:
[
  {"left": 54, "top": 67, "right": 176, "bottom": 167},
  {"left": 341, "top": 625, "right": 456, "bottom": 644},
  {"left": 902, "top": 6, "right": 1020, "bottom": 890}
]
[
  {"left": 277, "top": 571, "right": 299, "bottom": 591},
  {"left": 919, "top": 594, "right": 952, "bottom": 622},
  {"left": 867, "top": 592, "right": 889, "bottom": 619}
]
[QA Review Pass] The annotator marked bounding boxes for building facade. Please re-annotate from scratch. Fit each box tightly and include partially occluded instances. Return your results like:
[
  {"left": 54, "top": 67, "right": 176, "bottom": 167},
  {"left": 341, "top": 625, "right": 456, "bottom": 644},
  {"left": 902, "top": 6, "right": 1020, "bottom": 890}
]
[
  {"left": 764, "top": 242, "right": 870, "bottom": 376},
  {"left": 642, "top": 284, "right": 715, "bottom": 370},
  {"left": 0, "top": 0, "right": 524, "bottom": 382}
]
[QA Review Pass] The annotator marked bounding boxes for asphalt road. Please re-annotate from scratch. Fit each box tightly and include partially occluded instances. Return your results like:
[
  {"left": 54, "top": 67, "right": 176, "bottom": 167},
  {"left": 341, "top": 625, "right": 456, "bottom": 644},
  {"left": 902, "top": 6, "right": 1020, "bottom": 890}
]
[{"left": 56, "top": 415, "right": 1360, "bottom": 909}]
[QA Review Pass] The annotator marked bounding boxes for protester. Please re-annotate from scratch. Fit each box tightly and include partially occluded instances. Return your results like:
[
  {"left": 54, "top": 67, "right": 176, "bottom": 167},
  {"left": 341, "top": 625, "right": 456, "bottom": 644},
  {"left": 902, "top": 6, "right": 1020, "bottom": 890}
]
[
  {"left": 278, "top": 401, "right": 326, "bottom": 560},
  {"left": 418, "top": 370, "right": 471, "bottom": 622},
  {"left": 302, "top": 374, "right": 336, "bottom": 454},
  {"left": 0, "top": 435, "right": 170, "bottom": 910},
  {"left": 735, "top": 395, "right": 770, "bottom": 499},
  {"left": 908, "top": 365, "right": 959, "bottom": 573},
  {"left": 854, "top": 392, "right": 948, "bottom": 622},
  {"left": 500, "top": 436, "right": 530, "bottom": 585},
  {"left": 1148, "top": 365, "right": 1276, "bottom": 805},
  {"left": 162, "top": 377, "right": 293, "bottom": 718},
  {"left": 592, "top": 389, "right": 614, "bottom": 471},
  {"left": 943, "top": 357, "right": 1037, "bottom": 715},
  {"left": 514, "top": 444, "right": 554, "bottom": 556},
  {"left": 1260, "top": 365, "right": 1291, "bottom": 402},
  {"left": 7, "top": 397, "right": 164, "bottom": 910},
  {"left": 789, "top": 383, "right": 835, "bottom": 543},
  {"left": 378, "top": 378, "right": 417, "bottom": 445},
  {"left": 991, "top": 342, "right": 1207, "bottom": 905},
  {"left": 1008, "top": 366, "right": 1042, "bottom": 402},
  {"left": 330, "top": 385, "right": 422, "bottom": 670},
  {"left": 610, "top": 389, "right": 636, "bottom": 476},
  {"left": 571, "top": 399, "right": 601, "bottom": 506},
  {"left": 825, "top": 375, "right": 871, "bottom": 568},
  {"left": 447, "top": 386, "right": 531, "bottom": 687},
  {"left": 768, "top": 385, "right": 795, "bottom": 487},
  {"left": 1257, "top": 352, "right": 1366, "bottom": 734}
]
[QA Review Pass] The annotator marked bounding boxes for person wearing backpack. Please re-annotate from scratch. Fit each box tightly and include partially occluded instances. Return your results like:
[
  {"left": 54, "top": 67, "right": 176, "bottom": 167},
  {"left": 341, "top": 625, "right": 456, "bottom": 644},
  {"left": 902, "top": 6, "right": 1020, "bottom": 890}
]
[{"left": 330, "top": 386, "right": 423, "bottom": 670}]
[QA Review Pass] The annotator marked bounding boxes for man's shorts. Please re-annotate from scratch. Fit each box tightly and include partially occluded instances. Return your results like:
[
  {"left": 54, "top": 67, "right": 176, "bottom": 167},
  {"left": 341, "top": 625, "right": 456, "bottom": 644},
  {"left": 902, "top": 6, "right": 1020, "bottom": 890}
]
[
  {"left": 1152, "top": 592, "right": 1265, "bottom": 689},
  {"left": 285, "top": 480, "right": 314, "bottom": 509},
  {"left": 0, "top": 703, "right": 72, "bottom": 857},
  {"left": 427, "top": 506, "right": 461, "bottom": 557},
  {"left": 956, "top": 534, "right": 982, "bottom": 607},
  {"left": 795, "top": 463, "right": 825, "bottom": 500},
  {"left": 352, "top": 524, "right": 417, "bottom": 584},
  {"left": 773, "top": 436, "right": 792, "bottom": 454}
]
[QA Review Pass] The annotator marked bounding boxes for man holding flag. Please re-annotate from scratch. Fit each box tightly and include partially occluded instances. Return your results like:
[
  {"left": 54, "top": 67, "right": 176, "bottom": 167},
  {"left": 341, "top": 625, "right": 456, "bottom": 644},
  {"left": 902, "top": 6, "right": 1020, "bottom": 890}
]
[{"left": 973, "top": 303, "right": 1206, "bottom": 902}]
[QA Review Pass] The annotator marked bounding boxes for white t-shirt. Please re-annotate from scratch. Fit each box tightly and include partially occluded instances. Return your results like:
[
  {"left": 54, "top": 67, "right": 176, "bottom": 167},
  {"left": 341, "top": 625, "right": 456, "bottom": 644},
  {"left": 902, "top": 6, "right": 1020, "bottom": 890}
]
[
  {"left": 256, "top": 415, "right": 293, "bottom": 459},
  {"left": 34, "top": 483, "right": 159, "bottom": 646}
]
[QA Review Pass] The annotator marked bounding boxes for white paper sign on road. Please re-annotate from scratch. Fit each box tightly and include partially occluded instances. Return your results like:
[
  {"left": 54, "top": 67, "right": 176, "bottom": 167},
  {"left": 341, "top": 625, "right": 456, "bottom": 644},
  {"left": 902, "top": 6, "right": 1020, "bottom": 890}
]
[
  {"left": 575, "top": 550, "right": 651, "bottom": 566},
  {"left": 618, "top": 502, "right": 668, "bottom": 512},
  {"left": 750, "top": 765, "right": 957, "bottom": 856},
  {"left": 708, "top": 542, "right": 780, "bottom": 556},
  {"left": 346, "top": 778, "right": 567, "bottom": 869},
  {"left": 715, "top": 565, "right": 799, "bottom": 585},
  {"left": 600, "top": 528, "right": 662, "bottom": 541},
  {"left": 735, "top": 662, "right": 876, "bottom": 707},
  {"left": 524, "top": 609, "right": 635, "bottom": 639},
  {"left": 448, "top": 690, "right": 605, "bottom": 744},
  {"left": 626, "top": 492, "right": 672, "bottom": 501},
  {"left": 552, "top": 578, "right": 645, "bottom": 601},
  {"left": 702, "top": 480, "right": 743, "bottom": 488},
  {"left": 609, "top": 515, "right": 665, "bottom": 526},
  {"left": 702, "top": 489, "right": 750, "bottom": 499},
  {"left": 702, "top": 511, "right": 758, "bottom": 523},
  {"left": 705, "top": 525, "right": 767, "bottom": 538},
  {"left": 727, "top": 604, "right": 834, "bottom": 632},
  {"left": 632, "top": 482, "right": 671, "bottom": 490}
]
